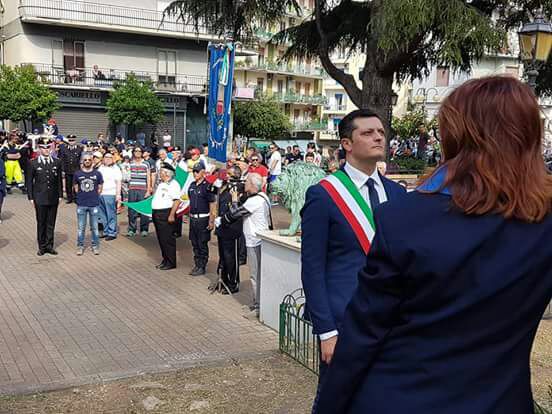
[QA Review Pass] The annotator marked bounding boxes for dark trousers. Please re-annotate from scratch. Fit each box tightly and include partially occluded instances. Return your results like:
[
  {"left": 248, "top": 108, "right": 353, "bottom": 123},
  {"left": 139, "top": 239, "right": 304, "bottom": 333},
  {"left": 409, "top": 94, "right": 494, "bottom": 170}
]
[
  {"left": 189, "top": 216, "right": 210, "bottom": 269},
  {"left": 217, "top": 237, "right": 240, "bottom": 292},
  {"left": 173, "top": 215, "right": 183, "bottom": 237},
  {"left": 238, "top": 234, "right": 247, "bottom": 265},
  {"left": 128, "top": 189, "right": 150, "bottom": 232},
  {"left": 312, "top": 342, "right": 330, "bottom": 413},
  {"left": 152, "top": 208, "right": 176, "bottom": 267},
  {"left": 65, "top": 173, "right": 74, "bottom": 202},
  {"left": 35, "top": 203, "right": 58, "bottom": 252}
]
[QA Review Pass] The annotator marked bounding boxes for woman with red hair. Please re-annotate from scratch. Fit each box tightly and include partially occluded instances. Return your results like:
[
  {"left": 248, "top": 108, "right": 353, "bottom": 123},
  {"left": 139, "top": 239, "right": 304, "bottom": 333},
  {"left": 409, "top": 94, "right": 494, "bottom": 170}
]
[{"left": 315, "top": 76, "right": 552, "bottom": 414}]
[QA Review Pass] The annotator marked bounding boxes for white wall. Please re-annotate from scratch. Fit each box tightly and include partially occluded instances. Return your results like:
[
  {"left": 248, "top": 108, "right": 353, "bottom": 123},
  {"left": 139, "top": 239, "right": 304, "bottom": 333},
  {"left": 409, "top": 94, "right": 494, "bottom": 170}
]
[
  {"left": 3, "top": 32, "right": 207, "bottom": 75},
  {"left": 2, "top": 0, "right": 21, "bottom": 25}
]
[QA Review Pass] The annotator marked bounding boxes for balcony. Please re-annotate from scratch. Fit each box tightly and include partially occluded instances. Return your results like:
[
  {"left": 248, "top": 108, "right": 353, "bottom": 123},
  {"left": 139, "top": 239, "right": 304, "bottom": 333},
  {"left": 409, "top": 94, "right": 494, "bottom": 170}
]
[
  {"left": 292, "top": 120, "right": 328, "bottom": 131},
  {"left": 27, "top": 63, "right": 207, "bottom": 95},
  {"left": 324, "top": 103, "right": 347, "bottom": 113},
  {"left": 235, "top": 60, "right": 325, "bottom": 79},
  {"left": 273, "top": 92, "right": 328, "bottom": 105},
  {"left": 19, "top": 0, "right": 256, "bottom": 47}
]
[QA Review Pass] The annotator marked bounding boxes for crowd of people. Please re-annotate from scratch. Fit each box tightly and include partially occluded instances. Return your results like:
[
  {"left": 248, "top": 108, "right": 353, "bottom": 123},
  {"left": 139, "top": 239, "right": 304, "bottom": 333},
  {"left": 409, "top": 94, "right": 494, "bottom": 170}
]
[{"left": 0, "top": 128, "right": 282, "bottom": 314}]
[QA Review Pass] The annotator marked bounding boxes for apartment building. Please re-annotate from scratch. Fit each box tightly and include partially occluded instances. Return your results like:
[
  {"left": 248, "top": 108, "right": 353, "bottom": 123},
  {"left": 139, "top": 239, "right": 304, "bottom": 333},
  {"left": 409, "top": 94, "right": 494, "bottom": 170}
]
[
  {"left": 410, "top": 31, "right": 552, "bottom": 142},
  {"left": 0, "top": 0, "right": 216, "bottom": 147},
  {"left": 233, "top": 0, "right": 329, "bottom": 146}
]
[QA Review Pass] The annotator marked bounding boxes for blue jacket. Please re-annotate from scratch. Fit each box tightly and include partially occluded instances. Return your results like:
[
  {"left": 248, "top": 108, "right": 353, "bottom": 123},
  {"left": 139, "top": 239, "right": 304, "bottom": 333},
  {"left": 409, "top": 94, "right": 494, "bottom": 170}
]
[
  {"left": 315, "top": 190, "right": 552, "bottom": 414},
  {"left": 301, "top": 171, "right": 406, "bottom": 335}
]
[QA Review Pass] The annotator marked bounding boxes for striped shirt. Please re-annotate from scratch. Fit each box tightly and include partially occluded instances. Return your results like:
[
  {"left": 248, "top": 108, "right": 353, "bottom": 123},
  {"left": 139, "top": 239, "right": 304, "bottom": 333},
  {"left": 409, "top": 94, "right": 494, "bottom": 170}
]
[{"left": 128, "top": 160, "right": 149, "bottom": 191}]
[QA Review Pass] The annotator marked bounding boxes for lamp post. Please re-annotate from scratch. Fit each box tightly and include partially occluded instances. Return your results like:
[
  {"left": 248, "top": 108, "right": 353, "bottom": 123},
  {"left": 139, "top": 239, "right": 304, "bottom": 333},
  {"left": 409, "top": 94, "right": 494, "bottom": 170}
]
[
  {"left": 518, "top": 13, "right": 552, "bottom": 91},
  {"left": 386, "top": 91, "right": 399, "bottom": 160}
]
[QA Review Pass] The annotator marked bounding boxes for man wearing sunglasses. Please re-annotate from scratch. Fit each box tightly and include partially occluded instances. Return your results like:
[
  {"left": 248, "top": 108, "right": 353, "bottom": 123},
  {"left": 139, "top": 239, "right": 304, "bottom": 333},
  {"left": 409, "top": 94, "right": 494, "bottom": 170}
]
[
  {"left": 248, "top": 155, "right": 268, "bottom": 191},
  {"left": 127, "top": 146, "right": 152, "bottom": 237}
]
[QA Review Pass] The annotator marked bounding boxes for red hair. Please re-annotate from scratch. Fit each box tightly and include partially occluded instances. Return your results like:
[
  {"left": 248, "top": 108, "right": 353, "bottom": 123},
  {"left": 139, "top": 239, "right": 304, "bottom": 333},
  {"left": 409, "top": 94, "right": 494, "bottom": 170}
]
[{"left": 424, "top": 76, "right": 552, "bottom": 222}]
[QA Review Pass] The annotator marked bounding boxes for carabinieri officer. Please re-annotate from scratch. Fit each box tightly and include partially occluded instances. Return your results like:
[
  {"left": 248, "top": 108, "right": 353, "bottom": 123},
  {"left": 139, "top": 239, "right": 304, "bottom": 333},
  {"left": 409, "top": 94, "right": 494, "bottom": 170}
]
[
  {"left": 151, "top": 162, "right": 181, "bottom": 270},
  {"left": 187, "top": 163, "right": 216, "bottom": 276},
  {"left": 27, "top": 139, "right": 63, "bottom": 256}
]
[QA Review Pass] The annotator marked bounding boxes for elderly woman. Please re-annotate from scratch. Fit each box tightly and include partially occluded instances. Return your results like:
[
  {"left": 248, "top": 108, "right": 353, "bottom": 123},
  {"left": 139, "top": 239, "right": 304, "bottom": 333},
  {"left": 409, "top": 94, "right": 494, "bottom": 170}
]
[
  {"left": 315, "top": 76, "right": 552, "bottom": 414},
  {"left": 151, "top": 162, "right": 181, "bottom": 270}
]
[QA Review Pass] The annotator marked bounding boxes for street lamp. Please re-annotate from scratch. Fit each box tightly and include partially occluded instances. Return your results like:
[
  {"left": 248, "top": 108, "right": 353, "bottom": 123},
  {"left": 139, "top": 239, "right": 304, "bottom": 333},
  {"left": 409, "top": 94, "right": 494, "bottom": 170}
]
[{"left": 518, "top": 13, "right": 552, "bottom": 90}]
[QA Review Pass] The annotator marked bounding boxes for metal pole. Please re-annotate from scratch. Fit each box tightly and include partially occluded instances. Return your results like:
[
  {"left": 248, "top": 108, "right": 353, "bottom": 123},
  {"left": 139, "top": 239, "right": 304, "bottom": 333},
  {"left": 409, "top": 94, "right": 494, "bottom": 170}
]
[{"left": 173, "top": 102, "right": 176, "bottom": 146}]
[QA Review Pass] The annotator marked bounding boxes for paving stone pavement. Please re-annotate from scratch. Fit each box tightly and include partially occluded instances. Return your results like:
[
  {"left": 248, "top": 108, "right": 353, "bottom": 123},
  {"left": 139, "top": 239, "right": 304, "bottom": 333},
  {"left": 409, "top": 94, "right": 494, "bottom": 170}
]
[{"left": 0, "top": 193, "right": 279, "bottom": 395}]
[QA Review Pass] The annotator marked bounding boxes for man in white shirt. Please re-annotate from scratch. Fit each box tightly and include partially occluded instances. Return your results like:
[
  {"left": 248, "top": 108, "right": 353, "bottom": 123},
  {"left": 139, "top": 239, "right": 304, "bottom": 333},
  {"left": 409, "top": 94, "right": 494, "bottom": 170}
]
[
  {"left": 151, "top": 162, "right": 182, "bottom": 270},
  {"left": 301, "top": 109, "right": 406, "bottom": 411},
  {"left": 162, "top": 129, "right": 172, "bottom": 148},
  {"left": 267, "top": 143, "right": 282, "bottom": 205},
  {"left": 98, "top": 153, "right": 122, "bottom": 240},
  {"left": 225, "top": 173, "right": 271, "bottom": 314}
]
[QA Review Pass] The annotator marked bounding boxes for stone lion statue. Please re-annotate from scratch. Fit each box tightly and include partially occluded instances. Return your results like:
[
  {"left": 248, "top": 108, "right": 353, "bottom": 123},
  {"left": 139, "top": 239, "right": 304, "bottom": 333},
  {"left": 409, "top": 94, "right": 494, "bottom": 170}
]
[{"left": 272, "top": 161, "right": 326, "bottom": 236}]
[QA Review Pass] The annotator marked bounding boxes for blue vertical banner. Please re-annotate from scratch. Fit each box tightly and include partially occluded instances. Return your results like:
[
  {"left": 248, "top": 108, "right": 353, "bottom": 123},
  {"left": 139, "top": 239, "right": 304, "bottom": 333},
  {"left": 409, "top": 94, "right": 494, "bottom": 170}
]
[{"left": 208, "top": 43, "right": 235, "bottom": 163}]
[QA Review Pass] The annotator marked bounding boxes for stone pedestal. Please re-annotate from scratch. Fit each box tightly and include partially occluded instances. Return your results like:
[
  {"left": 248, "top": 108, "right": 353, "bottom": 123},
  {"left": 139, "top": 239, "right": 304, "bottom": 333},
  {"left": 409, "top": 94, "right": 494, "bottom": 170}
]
[{"left": 257, "top": 231, "right": 301, "bottom": 331}]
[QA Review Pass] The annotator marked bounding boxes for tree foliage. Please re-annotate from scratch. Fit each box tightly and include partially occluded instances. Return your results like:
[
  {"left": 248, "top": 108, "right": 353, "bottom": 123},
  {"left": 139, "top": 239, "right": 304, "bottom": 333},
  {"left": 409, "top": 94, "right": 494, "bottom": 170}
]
[
  {"left": 0, "top": 64, "right": 60, "bottom": 127},
  {"left": 234, "top": 97, "right": 291, "bottom": 141},
  {"left": 164, "top": 0, "right": 552, "bottom": 109},
  {"left": 106, "top": 74, "right": 165, "bottom": 127},
  {"left": 392, "top": 109, "right": 438, "bottom": 141}
]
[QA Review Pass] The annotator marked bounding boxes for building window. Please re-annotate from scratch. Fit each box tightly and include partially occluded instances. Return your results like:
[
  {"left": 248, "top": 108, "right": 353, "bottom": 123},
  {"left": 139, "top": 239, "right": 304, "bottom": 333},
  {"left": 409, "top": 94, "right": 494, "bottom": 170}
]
[
  {"left": 335, "top": 93, "right": 344, "bottom": 108},
  {"left": 63, "top": 40, "right": 84, "bottom": 71},
  {"left": 277, "top": 79, "right": 284, "bottom": 94},
  {"left": 158, "top": 50, "right": 177, "bottom": 85},
  {"left": 295, "top": 81, "right": 301, "bottom": 94},
  {"left": 305, "top": 83, "right": 311, "bottom": 96},
  {"left": 436, "top": 66, "right": 450, "bottom": 87},
  {"left": 257, "top": 78, "right": 264, "bottom": 92},
  {"left": 258, "top": 48, "right": 265, "bottom": 66},
  {"left": 52, "top": 40, "right": 63, "bottom": 69}
]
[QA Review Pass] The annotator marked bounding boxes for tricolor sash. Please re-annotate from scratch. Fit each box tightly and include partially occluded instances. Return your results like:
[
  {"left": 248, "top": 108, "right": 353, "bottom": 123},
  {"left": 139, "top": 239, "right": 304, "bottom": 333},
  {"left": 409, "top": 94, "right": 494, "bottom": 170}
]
[{"left": 320, "top": 170, "right": 376, "bottom": 254}]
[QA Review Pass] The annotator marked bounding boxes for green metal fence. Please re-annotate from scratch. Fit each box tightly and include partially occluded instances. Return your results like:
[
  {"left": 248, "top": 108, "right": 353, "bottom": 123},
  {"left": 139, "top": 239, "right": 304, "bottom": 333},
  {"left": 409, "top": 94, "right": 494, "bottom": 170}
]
[{"left": 279, "top": 288, "right": 319, "bottom": 375}]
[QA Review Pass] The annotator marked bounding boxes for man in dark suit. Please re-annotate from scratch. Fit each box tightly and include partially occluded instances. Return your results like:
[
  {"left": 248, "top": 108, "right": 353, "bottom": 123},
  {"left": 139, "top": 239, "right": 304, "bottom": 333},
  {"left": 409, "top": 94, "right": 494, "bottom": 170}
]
[
  {"left": 27, "top": 140, "right": 63, "bottom": 256},
  {"left": 58, "top": 134, "right": 82, "bottom": 203},
  {"left": 301, "top": 109, "right": 406, "bottom": 409}
]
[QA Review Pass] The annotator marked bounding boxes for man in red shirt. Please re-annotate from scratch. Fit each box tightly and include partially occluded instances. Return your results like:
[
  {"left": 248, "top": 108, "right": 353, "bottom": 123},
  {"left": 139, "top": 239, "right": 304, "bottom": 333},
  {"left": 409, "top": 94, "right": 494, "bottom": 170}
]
[{"left": 248, "top": 155, "right": 268, "bottom": 191}]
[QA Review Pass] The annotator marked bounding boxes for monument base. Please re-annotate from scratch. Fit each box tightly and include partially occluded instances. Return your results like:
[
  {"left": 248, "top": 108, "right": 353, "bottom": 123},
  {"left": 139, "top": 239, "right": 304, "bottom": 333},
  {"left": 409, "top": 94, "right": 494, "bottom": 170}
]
[{"left": 257, "top": 231, "right": 301, "bottom": 331}]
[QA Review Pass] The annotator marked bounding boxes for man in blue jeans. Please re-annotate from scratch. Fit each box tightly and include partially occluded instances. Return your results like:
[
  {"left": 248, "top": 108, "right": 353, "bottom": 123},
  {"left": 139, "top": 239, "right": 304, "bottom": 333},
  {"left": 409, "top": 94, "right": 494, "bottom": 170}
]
[
  {"left": 98, "top": 152, "right": 122, "bottom": 241},
  {"left": 73, "top": 152, "right": 103, "bottom": 255}
]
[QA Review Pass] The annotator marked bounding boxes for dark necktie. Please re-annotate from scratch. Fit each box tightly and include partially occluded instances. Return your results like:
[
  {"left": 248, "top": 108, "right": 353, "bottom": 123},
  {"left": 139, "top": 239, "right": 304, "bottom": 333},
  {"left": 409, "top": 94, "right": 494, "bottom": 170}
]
[{"left": 366, "top": 178, "right": 380, "bottom": 209}]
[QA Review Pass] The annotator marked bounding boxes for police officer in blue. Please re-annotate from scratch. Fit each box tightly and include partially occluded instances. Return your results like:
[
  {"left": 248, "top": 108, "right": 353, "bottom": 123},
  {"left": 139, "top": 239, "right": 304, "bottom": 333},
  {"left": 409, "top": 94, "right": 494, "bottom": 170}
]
[
  {"left": 27, "top": 139, "right": 63, "bottom": 256},
  {"left": 187, "top": 163, "right": 216, "bottom": 276}
]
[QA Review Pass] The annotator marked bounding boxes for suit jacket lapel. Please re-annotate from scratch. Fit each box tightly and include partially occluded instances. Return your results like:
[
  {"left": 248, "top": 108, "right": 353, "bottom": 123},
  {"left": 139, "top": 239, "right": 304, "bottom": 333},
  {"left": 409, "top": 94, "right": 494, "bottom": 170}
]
[{"left": 379, "top": 172, "right": 398, "bottom": 201}]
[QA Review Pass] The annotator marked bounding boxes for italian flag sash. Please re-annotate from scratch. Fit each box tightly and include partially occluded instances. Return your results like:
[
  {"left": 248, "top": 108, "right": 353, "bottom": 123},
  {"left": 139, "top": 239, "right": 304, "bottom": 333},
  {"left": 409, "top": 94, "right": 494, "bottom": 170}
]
[{"left": 320, "top": 170, "right": 376, "bottom": 254}]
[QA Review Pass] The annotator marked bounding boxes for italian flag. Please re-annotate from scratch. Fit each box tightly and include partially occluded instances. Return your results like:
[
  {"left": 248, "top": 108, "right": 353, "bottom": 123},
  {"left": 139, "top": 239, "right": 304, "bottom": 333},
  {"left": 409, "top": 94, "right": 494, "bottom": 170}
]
[
  {"left": 123, "top": 166, "right": 194, "bottom": 218},
  {"left": 319, "top": 170, "right": 376, "bottom": 255}
]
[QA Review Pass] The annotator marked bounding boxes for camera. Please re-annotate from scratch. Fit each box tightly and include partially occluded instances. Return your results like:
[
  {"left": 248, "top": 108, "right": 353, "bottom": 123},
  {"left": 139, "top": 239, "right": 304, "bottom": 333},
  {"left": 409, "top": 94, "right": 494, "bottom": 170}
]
[{"left": 227, "top": 176, "right": 245, "bottom": 194}]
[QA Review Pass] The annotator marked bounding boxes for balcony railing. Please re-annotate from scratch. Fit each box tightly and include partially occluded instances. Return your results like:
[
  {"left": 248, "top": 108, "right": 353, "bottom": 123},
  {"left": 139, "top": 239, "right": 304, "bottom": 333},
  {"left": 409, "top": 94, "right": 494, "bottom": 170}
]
[
  {"left": 27, "top": 63, "right": 207, "bottom": 95},
  {"left": 19, "top": 0, "right": 259, "bottom": 47},
  {"left": 236, "top": 60, "right": 325, "bottom": 78},
  {"left": 292, "top": 120, "right": 328, "bottom": 131},
  {"left": 324, "top": 104, "right": 347, "bottom": 112}
]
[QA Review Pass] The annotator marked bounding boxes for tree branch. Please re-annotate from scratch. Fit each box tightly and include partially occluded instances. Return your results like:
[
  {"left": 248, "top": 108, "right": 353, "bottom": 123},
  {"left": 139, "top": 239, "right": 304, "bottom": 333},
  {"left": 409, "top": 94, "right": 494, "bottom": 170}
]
[{"left": 314, "top": 0, "right": 361, "bottom": 105}]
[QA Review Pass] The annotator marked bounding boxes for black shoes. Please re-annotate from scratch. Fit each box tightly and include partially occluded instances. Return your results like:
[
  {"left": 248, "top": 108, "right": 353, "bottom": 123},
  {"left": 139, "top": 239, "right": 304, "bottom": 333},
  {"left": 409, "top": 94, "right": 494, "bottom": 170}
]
[
  {"left": 221, "top": 288, "right": 239, "bottom": 295},
  {"left": 159, "top": 264, "right": 176, "bottom": 270},
  {"left": 104, "top": 236, "right": 117, "bottom": 241},
  {"left": 37, "top": 250, "right": 45, "bottom": 256},
  {"left": 155, "top": 262, "right": 167, "bottom": 269},
  {"left": 46, "top": 249, "right": 58, "bottom": 255},
  {"left": 191, "top": 268, "right": 206, "bottom": 276}
]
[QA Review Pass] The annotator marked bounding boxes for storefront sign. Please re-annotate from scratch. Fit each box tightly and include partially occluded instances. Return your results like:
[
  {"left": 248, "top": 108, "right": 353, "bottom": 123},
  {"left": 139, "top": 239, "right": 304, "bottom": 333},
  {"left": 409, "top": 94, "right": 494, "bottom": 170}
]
[
  {"left": 159, "top": 95, "right": 186, "bottom": 109},
  {"left": 58, "top": 90, "right": 103, "bottom": 104}
]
